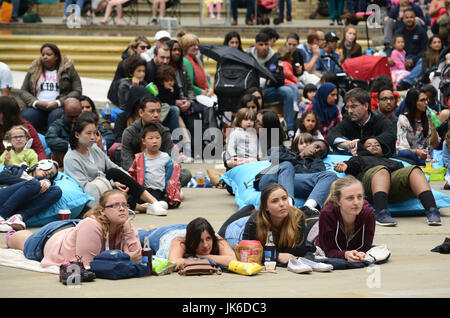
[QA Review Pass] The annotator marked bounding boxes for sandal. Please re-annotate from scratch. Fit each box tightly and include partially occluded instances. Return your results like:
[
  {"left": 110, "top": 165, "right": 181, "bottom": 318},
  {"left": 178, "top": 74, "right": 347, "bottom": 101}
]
[
  {"left": 329, "top": 20, "right": 334, "bottom": 26},
  {"left": 337, "top": 20, "right": 343, "bottom": 25}
]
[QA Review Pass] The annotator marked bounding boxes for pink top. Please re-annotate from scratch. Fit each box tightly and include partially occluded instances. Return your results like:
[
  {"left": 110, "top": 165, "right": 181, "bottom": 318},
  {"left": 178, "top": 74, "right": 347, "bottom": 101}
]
[
  {"left": 390, "top": 49, "right": 407, "bottom": 71},
  {"left": 41, "top": 217, "right": 141, "bottom": 268}
]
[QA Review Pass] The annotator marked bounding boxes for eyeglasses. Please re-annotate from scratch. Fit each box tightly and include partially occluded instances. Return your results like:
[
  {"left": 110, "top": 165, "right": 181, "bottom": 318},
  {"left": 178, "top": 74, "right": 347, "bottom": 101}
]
[
  {"left": 379, "top": 97, "right": 395, "bottom": 102},
  {"left": 105, "top": 203, "right": 129, "bottom": 210},
  {"left": 139, "top": 45, "right": 150, "bottom": 50},
  {"left": 344, "top": 104, "right": 361, "bottom": 110},
  {"left": 10, "top": 135, "right": 27, "bottom": 140}
]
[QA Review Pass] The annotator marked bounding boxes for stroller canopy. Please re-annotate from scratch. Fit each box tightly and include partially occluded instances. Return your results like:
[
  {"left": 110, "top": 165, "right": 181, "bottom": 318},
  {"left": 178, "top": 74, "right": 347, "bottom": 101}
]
[{"left": 342, "top": 55, "right": 391, "bottom": 83}]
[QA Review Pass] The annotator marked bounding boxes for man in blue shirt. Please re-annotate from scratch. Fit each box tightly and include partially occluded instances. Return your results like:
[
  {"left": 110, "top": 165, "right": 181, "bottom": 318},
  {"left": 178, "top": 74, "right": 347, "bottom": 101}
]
[{"left": 316, "top": 32, "right": 343, "bottom": 74}]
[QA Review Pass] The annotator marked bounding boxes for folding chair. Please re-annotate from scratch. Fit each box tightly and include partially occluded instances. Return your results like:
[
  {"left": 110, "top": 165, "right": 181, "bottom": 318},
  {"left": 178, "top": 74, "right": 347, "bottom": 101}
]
[
  {"left": 146, "top": 0, "right": 181, "bottom": 24},
  {"left": 112, "top": 0, "right": 139, "bottom": 25}
]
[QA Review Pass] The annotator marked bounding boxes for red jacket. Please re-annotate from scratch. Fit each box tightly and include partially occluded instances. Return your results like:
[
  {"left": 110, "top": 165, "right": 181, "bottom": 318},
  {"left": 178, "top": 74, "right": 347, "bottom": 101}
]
[
  {"left": 282, "top": 61, "right": 299, "bottom": 87},
  {"left": 316, "top": 200, "right": 375, "bottom": 259}
]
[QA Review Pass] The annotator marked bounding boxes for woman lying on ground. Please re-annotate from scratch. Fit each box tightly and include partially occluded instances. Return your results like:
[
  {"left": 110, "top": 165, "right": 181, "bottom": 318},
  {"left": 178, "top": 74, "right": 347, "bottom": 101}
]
[
  {"left": 138, "top": 217, "right": 236, "bottom": 270},
  {"left": 6, "top": 190, "right": 141, "bottom": 268}
]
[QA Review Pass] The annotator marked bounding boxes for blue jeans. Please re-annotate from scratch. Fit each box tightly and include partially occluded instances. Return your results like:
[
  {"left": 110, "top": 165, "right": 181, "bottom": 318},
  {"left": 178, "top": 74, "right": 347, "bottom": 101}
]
[
  {"left": 397, "top": 149, "right": 426, "bottom": 165},
  {"left": 278, "top": 0, "right": 291, "bottom": 19},
  {"left": 138, "top": 224, "right": 187, "bottom": 253},
  {"left": 12, "top": 0, "right": 20, "bottom": 18},
  {"left": 345, "top": 0, "right": 366, "bottom": 14},
  {"left": 231, "top": 0, "right": 254, "bottom": 21},
  {"left": 264, "top": 86, "right": 295, "bottom": 131},
  {"left": 163, "top": 105, "right": 181, "bottom": 139},
  {"left": 23, "top": 219, "right": 80, "bottom": 262},
  {"left": 294, "top": 170, "right": 338, "bottom": 207},
  {"left": 21, "top": 107, "right": 63, "bottom": 133},
  {"left": 0, "top": 180, "right": 62, "bottom": 221},
  {"left": 403, "top": 58, "right": 423, "bottom": 85},
  {"left": 64, "top": 0, "right": 85, "bottom": 16},
  {"left": 258, "top": 161, "right": 296, "bottom": 199}
]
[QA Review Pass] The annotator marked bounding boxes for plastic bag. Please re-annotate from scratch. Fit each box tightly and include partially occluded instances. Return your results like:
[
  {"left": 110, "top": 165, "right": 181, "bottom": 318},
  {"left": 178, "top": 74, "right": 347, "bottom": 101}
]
[
  {"left": 234, "top": 240, "right": 263, "bottom": 264},
  {"left": 228, "top": 261, "right": 264, "bottom": 276},
  {"left": 152, "top": 258, "right": 175, "bottom": 276}
]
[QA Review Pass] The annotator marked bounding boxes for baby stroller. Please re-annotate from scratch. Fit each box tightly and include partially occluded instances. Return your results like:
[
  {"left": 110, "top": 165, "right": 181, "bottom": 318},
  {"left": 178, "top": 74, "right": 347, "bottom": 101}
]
[{"left": 256, "top": 0, "right": 278, "bottom": 25}]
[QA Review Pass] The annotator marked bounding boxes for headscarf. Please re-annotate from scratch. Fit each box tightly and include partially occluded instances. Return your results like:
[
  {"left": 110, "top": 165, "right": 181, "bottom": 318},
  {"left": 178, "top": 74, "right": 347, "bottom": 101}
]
[{"left": 312, "top": 82, "right": 338, "bottom": 124}]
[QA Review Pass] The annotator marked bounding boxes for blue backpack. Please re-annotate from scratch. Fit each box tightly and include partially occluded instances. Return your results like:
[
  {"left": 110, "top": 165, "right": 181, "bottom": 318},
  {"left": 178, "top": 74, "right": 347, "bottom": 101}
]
[{"left": 90, "top": 250, "right": 150, "bottom": 280}]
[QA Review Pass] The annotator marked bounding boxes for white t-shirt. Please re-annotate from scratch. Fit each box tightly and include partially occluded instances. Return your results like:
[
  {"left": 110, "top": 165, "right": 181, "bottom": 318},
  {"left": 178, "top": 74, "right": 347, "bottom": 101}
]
[
  {"left": 0, "top": 62, "right": 13, "bottom": 96},
  {"left": 37, "top": 70, "right": 59, "bottom": 102}
]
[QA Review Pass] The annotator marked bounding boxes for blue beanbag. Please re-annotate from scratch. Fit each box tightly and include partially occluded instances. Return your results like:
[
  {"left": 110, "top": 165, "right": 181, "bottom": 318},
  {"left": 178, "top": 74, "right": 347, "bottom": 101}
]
[
  {"left": 101, "top": 107, "right": 124, "bottom": 123},
  {"left": 220, "top": 155, "right": 450, "bottom": 216},
  {"left": 0, "top": 167, "right": 93, "bottom": 227}
]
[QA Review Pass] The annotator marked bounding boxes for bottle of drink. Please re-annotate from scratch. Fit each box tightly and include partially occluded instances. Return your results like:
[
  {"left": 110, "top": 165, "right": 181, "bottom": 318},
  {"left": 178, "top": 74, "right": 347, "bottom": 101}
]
[
  {"left": 104, "top": 101, "right": 111, "bottom": 121},
  {"left": 142, "top": 236, "right": 152, "bottom": 276},
  {"left": 425, "top": 153, "right": 433, "bottom": 170},
  {"left": 426, "top": 106, "right": 442, "bottom": 128},
  {"left": 263, "top": 231, "right": 277, "bottom": 263},
  {"left": 195, "top": 171, "right": 205, "bottom": 187}
]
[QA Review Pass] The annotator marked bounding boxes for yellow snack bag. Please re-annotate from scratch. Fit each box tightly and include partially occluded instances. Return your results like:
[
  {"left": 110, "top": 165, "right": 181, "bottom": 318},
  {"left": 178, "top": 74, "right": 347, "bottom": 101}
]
[{"left": 228, "top": 261, "right": 264, "bottom": 276}]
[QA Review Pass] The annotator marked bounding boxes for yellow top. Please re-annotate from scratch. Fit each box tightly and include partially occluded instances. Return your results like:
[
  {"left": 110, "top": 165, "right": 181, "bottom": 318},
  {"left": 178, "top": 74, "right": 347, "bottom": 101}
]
[{"left": 0, "top": 149, "right": 38, "bottom": 167}]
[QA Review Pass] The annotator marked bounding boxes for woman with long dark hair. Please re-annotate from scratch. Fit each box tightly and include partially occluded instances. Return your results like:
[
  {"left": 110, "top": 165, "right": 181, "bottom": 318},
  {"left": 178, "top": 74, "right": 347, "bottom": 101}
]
[
  {"left": 396, "top": 88, "right": 440, "bottom": 165},
  {"left": 20, "top": 43, "right": 82, "bottom": 133},
  {"left": 0, "top": 96, "right": 46, "bottom": 160},
  {"left": 223, "top": 31, "right": 243, "bottom": 51}
]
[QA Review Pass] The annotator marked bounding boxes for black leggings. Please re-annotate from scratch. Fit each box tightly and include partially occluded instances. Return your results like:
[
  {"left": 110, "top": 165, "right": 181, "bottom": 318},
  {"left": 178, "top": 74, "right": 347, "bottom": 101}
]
[{"left": 105, "top": 168, "right": 145, "bottom": 210}]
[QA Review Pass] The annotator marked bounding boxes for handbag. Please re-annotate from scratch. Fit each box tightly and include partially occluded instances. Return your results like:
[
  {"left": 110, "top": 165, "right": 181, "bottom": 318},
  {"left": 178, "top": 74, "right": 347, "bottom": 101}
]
[
  {"left": 364, "top": 244, "right": 391, "bottom": 264},
  {"left": 0, "top": 0, "right": 13, "bottom": 23},
  {"left": 178, "top": 258, "right": 222, "bottom": 276},
  {"left": 89, "top": 175, "right": 113, "bottom": 195},
  {"left": 89, "top": 250, "right": 150, "bottom": 280}
]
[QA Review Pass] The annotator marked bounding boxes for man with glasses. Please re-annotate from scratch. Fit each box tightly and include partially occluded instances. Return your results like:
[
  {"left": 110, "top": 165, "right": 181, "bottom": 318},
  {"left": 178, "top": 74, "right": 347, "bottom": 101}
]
[
  {"left": 374, "top": 86, "right": 398, "bottom": 125},
  {"left": 326, "top": 88, "right": 397, "bottom": 156},
  {"left": 121, "top": 95, "right": 191, "bottom": 187}
]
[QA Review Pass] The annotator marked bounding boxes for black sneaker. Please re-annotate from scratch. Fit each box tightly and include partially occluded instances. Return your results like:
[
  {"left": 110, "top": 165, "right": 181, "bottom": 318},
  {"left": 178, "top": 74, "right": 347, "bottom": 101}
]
[
  {"left": 396, "top": 81, "right": 411, "bottom": 91},
  {"left": 59, "top": 256, "right": 96, "bottom": 285},
  {"left": 375, "top": 209, "right": 397, "bottom": 227},
  {"left": 301, "top": 206, "right": 320, "bottom": 222},
  {"left": 426, "top": 207, "right": 441, "bottom": 226}
]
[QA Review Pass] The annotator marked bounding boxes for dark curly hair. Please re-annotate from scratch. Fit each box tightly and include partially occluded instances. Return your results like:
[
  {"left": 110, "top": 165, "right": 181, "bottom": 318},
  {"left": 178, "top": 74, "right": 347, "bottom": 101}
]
[{"left": 123, "top": 55, "right": 147, "bottom": 77}]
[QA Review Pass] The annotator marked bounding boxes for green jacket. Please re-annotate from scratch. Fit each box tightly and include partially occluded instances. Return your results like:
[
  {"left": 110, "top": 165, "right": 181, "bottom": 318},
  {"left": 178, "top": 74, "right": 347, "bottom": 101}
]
[{"left": 182, "top": 56, "right": 210, "bottom": 96}]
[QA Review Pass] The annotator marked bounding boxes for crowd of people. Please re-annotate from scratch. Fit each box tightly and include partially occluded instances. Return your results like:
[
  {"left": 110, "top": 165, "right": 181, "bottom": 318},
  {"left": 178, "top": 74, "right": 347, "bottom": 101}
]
[{"left": 1, "top": 19, "right": 450, "bottom": 275}]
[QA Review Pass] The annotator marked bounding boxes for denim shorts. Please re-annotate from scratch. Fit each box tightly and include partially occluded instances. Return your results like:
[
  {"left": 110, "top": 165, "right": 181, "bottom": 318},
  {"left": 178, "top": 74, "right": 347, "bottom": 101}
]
[{"left": 23, "top": 219, "right": 80, "bottom": 262}]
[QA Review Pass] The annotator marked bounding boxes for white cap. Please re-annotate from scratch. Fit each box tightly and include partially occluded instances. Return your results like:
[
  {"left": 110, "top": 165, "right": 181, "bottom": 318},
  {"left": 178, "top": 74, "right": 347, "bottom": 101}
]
[{"left": 154, "top": 30, "right": 171, "bottom": 41}]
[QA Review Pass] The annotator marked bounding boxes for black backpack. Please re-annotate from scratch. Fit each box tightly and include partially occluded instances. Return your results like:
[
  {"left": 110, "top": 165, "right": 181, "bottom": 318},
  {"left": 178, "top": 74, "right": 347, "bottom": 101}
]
[{"left": 214, "top": 59, "right": 259, "bottom": 113}]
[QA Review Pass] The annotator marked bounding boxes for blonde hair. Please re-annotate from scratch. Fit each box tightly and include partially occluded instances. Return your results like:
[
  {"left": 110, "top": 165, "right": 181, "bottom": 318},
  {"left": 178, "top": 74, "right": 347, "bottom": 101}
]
[
  {"left": 127, "top": 35, "right": 151, "bottom": 56},
  {"left": 179, "top": 33, "right": 199, "bottom": 54},
  {"left": 257, "top": 183, "right": 305, "bottom": 249},
  {"left": 323, "top": 175, "right": 363, "bottom": 207},
  {"left": 83, "top": 190, "right": 128, "bottom": 239},
  {"left": 5, "top": 125, "right": 30, "bottom": 141}
]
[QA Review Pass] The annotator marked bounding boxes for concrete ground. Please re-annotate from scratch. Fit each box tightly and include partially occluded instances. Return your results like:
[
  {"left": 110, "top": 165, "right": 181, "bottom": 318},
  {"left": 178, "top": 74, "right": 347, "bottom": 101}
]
[{"left": 1, "top": 171, "right": 450, "bottom": 298}]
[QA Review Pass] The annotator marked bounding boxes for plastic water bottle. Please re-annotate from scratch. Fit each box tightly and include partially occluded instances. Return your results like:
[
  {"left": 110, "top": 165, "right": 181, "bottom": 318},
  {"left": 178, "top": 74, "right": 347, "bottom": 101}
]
[
  {"left": 102, "top": 138, "right": 107, "bottom": 154},
  {"left": 426, "top": 106, "right": 442, "bottom": 128},
  {"left": 104, "top": 101, "right": 111, "bottom": 121}
]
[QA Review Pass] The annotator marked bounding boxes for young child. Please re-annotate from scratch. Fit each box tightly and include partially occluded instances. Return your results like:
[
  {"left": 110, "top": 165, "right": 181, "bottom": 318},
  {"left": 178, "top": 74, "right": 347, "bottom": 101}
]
[
  {"left": 278, "top": 45, "right": 299, "bottom": 111},
  {"left": 156, "top": 65, "right": 181, "bottom": 107},
  {"left": 224, "top": 107, "right": 261, "bottom": 168},
  {"left": 334, "top": 137, "right": 442, "bottom": 226},
  {"left": 207, "top": 0, "right": 222, "bottom": 19},
  {"left": 117, "top": 55, "right": 148, "bottom": 110},
  {"left": 298, "top": 84, "right": 317, "bottom": 115},
  {"left": 390, "top": 35, "right": 411, "bottom": 86},
  {"left": 0, "top": 125, "right": 38, "bottom": 167},
  {"left": 290, "top": 132, "right": 313, "bottom": 153},
  {"left": 295, "top": 110, "right": 324, "bottom": 140},
  {"left": 128, "top": 124, "right": 180, "bottom": 211}
]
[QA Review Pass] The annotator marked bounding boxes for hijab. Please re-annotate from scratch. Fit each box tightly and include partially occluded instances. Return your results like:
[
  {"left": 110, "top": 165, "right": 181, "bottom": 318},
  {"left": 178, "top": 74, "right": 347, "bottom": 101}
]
[{"left": 312, "top": 82, "right": 338, "bottom": 124}]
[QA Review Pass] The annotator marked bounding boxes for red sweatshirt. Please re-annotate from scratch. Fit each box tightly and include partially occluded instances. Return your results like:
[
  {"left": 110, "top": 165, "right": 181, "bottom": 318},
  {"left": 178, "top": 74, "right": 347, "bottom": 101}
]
[{"left": 316, "top": 200, "right": 376, "bottom": 259}]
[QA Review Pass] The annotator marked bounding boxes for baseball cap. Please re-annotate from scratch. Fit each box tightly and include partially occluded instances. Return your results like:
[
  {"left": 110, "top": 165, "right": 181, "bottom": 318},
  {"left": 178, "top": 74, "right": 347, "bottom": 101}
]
[
  {"left": 325, "top": 32, "right": 339, "bottom": 42},
  {"left": 154, "top": 30, "right": 171, "bottom": 41}
]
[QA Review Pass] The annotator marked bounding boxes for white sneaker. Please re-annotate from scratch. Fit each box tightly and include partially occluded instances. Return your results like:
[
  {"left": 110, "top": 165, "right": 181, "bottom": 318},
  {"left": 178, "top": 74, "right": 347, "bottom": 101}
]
[
  {"left": 180, "top": 190, "right": 184, "bottom": 201},
  {"left": 287, "top": 258, "right": 312, "bottom": 274},
  {"left": 157, "top": 201, "right": 169, "bottom": 211},
  {"left": 146, "top": 202, "right": 167, "bottom": 216},
  {"left": 217, "top": 14, "right": 221, "bottom": 19},
  {"left": 6, "top": 214, "right": 26, "bottom": 231},
  {"left": 297, "top": 257, "right": 333, "bottom": 272},
  {"left": 0, "top": 220, "right": 13, "bottom": 232},
  {"left": 210, "top": 13, "right": 215, "bottom": 18}
]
